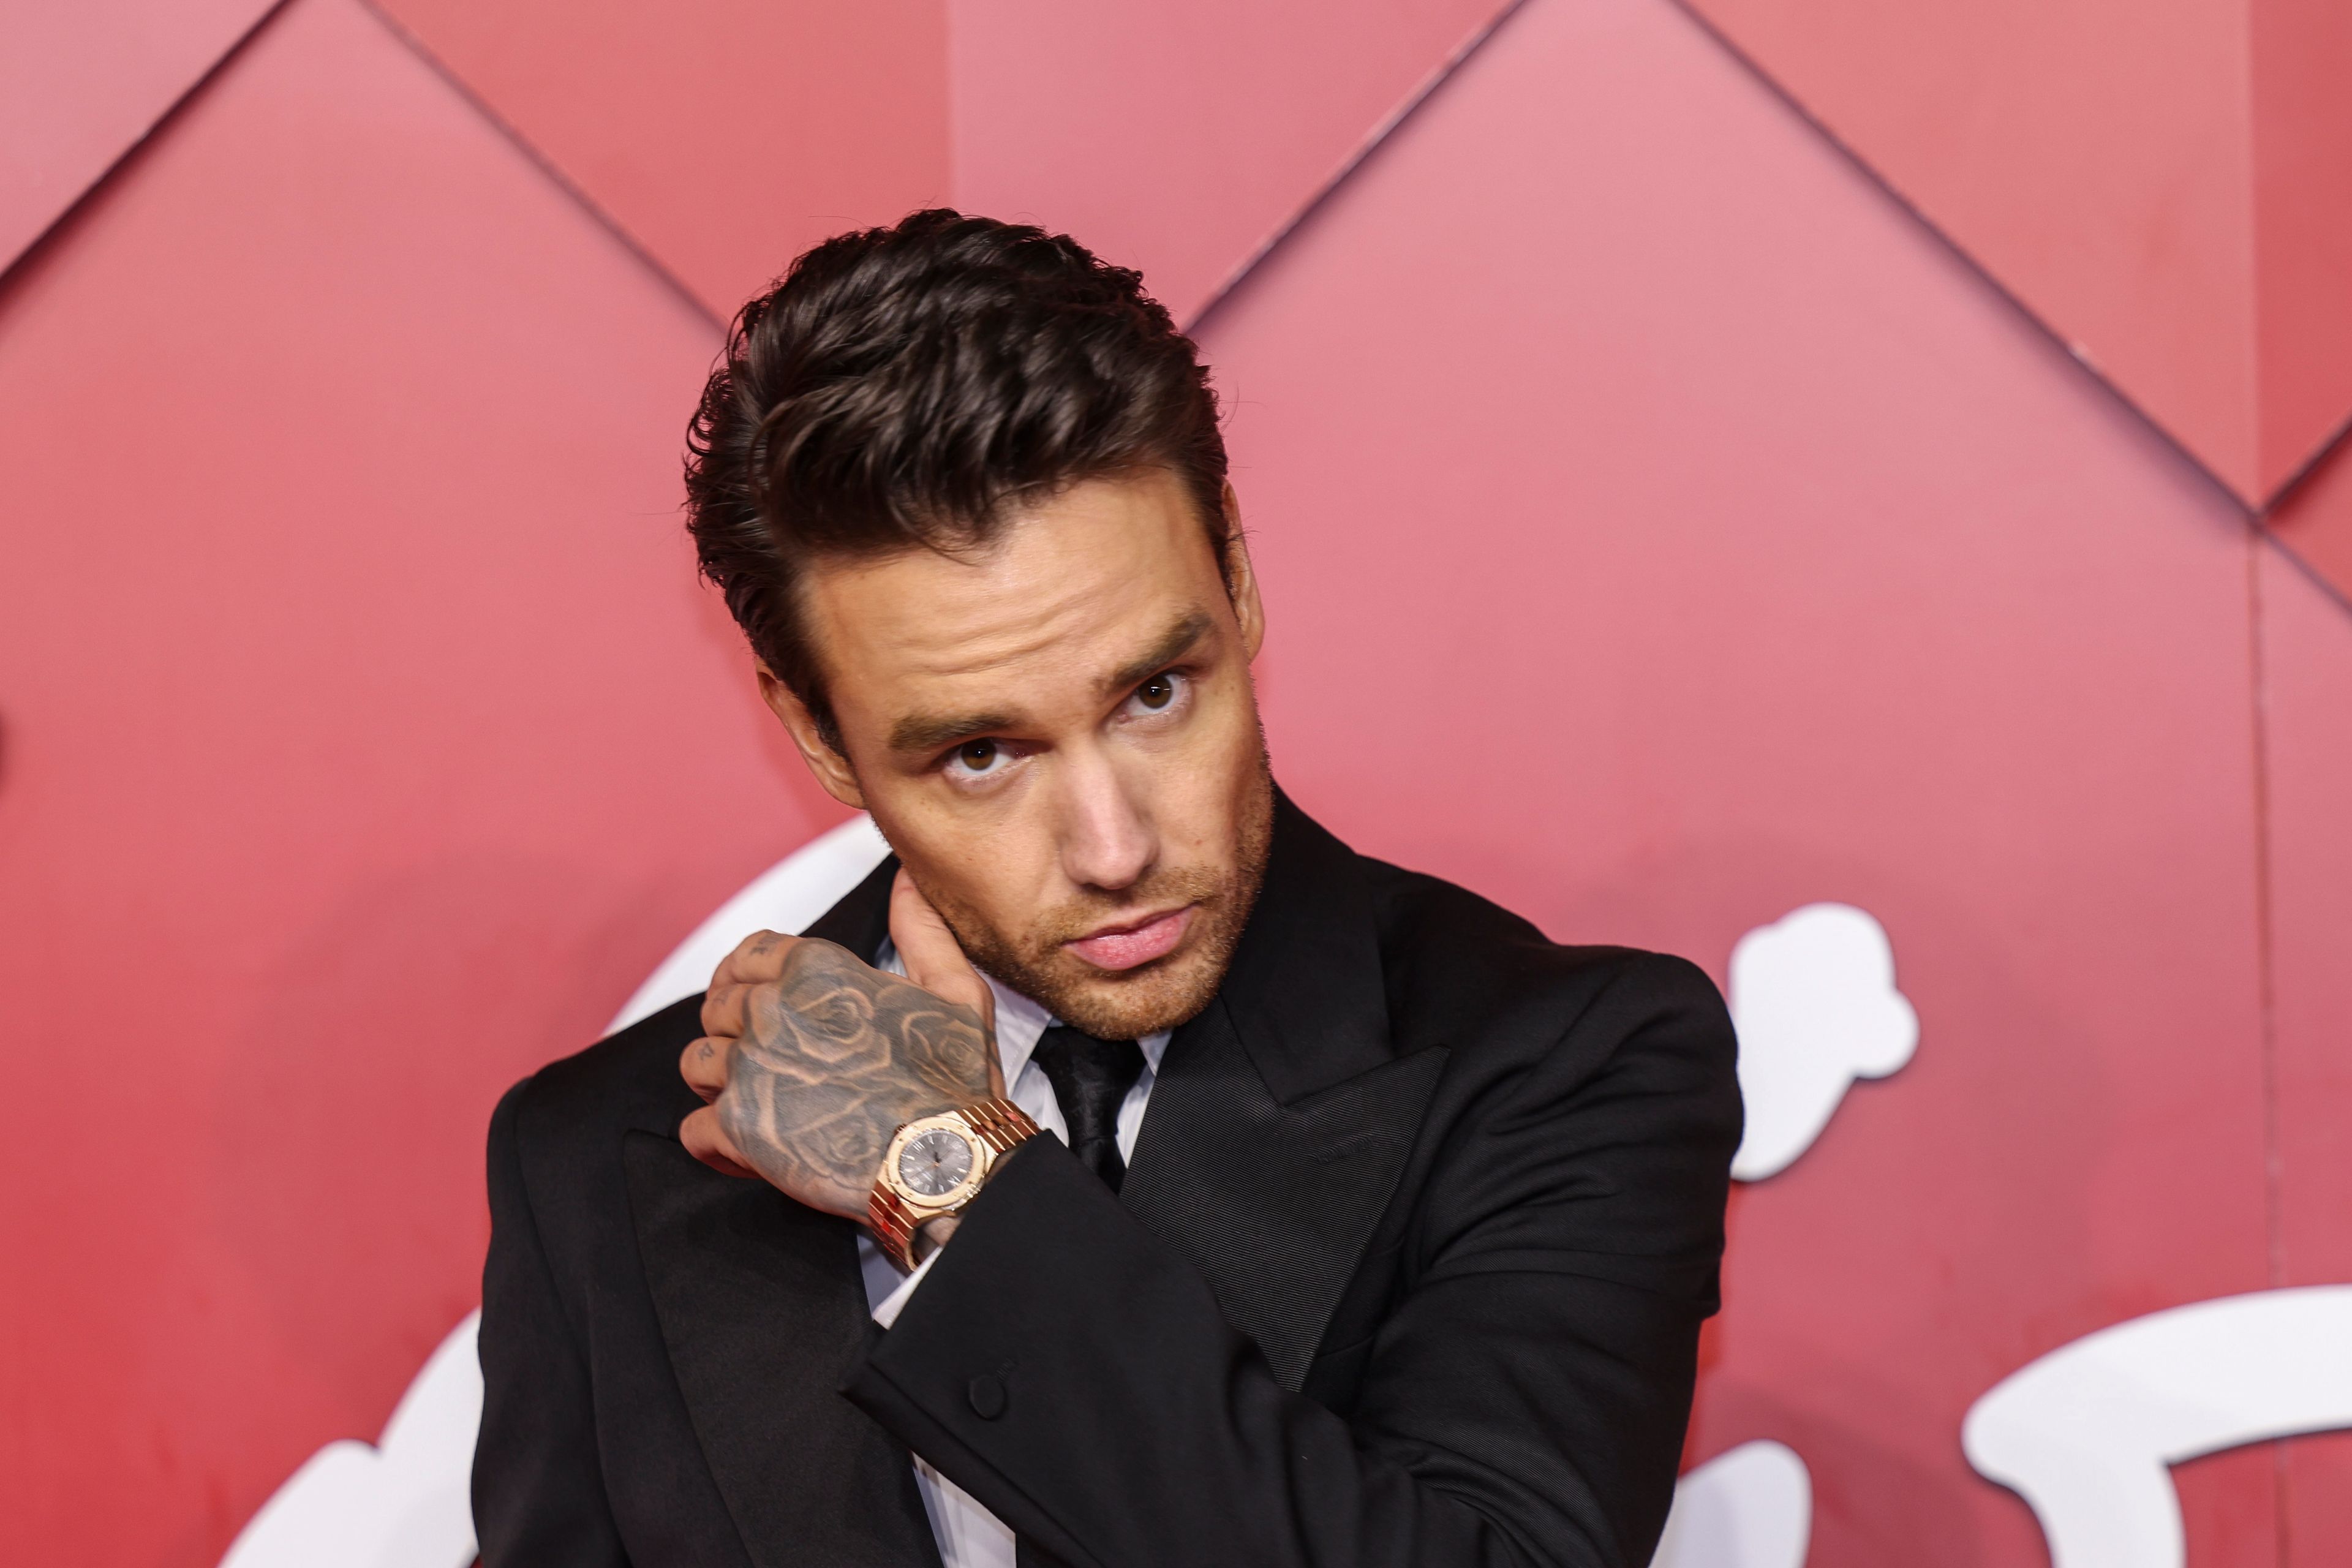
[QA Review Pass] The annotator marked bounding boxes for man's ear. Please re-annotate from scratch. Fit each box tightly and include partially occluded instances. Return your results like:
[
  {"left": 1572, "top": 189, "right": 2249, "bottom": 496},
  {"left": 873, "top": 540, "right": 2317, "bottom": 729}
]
[
  {"left": 756, "top": 665, "right": 865, "bottom": 810},
  {"left": 1220, "top": 483, "right": 1266, "bottom": 662}
]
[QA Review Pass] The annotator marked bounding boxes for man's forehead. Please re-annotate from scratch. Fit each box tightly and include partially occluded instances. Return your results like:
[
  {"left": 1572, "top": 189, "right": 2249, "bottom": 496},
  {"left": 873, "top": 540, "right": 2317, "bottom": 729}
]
[
  {"left": 800, "top": 473, "right": 1231, "bottom": 747},
  {"left": 811, "top": 473, "right": 1212, "bottom": 631}
]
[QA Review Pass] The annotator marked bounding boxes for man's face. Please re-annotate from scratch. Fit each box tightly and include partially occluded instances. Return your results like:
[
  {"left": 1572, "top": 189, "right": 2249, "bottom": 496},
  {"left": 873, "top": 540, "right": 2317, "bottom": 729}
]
[{"left": 768, "top": 469, "right": 1273, "bottom": 1041}]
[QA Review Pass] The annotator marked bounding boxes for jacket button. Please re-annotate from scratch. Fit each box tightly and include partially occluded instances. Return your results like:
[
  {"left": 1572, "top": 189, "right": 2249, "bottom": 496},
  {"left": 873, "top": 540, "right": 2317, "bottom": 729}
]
[{"left": 967, "top": 1374, "right": 1008, "bottom": 1420}]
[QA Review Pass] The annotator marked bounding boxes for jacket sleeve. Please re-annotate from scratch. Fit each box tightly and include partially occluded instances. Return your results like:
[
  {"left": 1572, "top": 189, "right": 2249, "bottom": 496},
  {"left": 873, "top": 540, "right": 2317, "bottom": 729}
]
[
  {"left": 841, "top": 954, "right": 1741, "bottom": 1568},
  {"left": 472, "top": 1080, "right": 632, "bottom": 1568}
]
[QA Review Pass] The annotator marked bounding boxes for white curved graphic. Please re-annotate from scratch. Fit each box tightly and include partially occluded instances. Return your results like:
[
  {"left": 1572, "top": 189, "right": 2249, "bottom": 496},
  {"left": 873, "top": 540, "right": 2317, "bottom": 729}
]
[
  {"left": 1727, "top": 902, "right": 1917, "bottom": 1180},
  {"left": 219, "top": 1313, "right": 482, "bottom": 1568},
  {"left": 1649, "top": 1439, "right": 1811, "bottom": 1568},
  {"left": 609, "top": 813, "right": 892, "bottom": 1032},
  {"left": 1964, "top": 1284, "right": 2352, "bottom": 1568}
]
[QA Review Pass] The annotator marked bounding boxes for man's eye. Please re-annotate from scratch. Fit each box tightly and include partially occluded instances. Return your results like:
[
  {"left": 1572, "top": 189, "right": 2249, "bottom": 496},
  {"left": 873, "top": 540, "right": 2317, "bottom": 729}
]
[
  {"left": 944, "top": 738, "right": 1021, "bottom": 782},
  {"left": 1133, "top": 673, "right": 1179, "bottom": 711}
]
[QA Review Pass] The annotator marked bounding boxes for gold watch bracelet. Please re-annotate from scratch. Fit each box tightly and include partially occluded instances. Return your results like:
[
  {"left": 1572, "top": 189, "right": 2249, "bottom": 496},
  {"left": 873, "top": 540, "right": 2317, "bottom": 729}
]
[{"left": 868, "top": 1097, "right": 1039, "bottom": 1272}]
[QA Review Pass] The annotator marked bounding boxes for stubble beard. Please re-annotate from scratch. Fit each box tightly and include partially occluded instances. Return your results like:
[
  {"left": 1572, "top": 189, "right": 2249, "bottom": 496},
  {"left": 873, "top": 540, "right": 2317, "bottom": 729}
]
[{"left": 927, "top": 752, "right": 1274, "bottom": 1042}]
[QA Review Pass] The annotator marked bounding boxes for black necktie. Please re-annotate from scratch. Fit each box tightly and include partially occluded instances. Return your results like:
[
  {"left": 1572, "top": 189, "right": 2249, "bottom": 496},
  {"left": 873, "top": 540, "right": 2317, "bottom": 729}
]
[{"left": 1028, "top": 1025, "right": 1146, "bottom": 1193}]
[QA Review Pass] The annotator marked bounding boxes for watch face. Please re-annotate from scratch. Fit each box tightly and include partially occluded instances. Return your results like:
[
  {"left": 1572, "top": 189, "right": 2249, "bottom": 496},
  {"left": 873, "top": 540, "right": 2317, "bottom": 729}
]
[{"left": 897, "top": 1128, "right": 975, "bottom": 1199}]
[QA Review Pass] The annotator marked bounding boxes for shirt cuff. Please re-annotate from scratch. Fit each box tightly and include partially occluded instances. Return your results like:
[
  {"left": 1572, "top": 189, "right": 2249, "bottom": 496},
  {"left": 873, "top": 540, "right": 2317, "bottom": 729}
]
[{"left": 870, "top": 1248, "right": 942, "bottom": 1329}]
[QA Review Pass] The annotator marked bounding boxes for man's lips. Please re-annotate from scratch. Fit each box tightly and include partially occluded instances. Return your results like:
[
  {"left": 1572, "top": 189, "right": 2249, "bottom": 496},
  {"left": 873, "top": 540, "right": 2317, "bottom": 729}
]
[{"left": 1064, "top": 905, "right": 1195, "bottom": 972}]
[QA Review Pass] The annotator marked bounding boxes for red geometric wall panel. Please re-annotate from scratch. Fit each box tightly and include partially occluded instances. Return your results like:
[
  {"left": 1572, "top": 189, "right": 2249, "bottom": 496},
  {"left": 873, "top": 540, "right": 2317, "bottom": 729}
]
[
  {"left": 1193, "top": 0, "right": 2281, "bottom": 1561},
  {"left": 949, "top": 0, "right": 1518, "bottom": 325},
  {"left": 1680, "top": 0, "right": 2352, "bottom": 508},
  {"left": 2262, "top": 542, "right": 2352, "bottom": 1556},
  {"left": 2253, "top": 0, "right": 2352, "bottom": 503},
  {"left": 0, "top": 0, "right": 845, "bottom": 1558},
  {"left": 364, "top": 0, "right": 1515, "bottom": 330},
  {"left": 2269, "top": 545, "right": 2352, "bottom": 1290},
  {"left": 2268, "top": 432, "right": 2352, "bottom": 612},
  {"left": 366, "top": 0, "right": 951, "bottom": 320},
  {"left": 5, "top": 0, "right": 2351, "bottom": 1562},
  {"left": 1, "top": 0, "right": 279, "bottom": 272}
]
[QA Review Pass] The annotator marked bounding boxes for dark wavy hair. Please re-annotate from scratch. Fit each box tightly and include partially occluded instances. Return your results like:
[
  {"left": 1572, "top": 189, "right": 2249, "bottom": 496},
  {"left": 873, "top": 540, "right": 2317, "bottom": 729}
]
[{"left": 683, "top": 209, "right": 1231, "bottom": 752}]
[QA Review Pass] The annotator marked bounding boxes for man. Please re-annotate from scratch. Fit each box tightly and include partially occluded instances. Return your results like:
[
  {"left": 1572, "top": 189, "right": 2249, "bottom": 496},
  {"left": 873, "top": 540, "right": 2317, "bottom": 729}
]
[{"left": 473, "top": 209, "right": 1740, "bottom": 1568}]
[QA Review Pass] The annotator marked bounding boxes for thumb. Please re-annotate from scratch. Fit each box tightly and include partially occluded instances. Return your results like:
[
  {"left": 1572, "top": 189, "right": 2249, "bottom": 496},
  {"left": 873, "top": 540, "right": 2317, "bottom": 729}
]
[{"left": 889, "top": 868, "right": 997, "bottom": 1043}]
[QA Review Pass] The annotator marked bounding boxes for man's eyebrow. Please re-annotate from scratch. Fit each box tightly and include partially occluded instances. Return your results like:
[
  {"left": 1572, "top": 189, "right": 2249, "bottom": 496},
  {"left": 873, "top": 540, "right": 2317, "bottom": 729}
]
[
  {"left": 886, "top": 612, "right": 1214, "bottom": 754},
  {"left": 1098, "top": 611, "right": 1213, "bottom": 699},
  {"left": 890, "top": 708, "right": 1018, "bottom": 754}
]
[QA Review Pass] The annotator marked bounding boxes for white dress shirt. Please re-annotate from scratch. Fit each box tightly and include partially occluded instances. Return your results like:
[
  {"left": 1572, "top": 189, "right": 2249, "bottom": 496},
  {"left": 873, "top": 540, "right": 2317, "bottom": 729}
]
[{"left": 860, "top": 942, "right": 1169, "bottom": 1568}]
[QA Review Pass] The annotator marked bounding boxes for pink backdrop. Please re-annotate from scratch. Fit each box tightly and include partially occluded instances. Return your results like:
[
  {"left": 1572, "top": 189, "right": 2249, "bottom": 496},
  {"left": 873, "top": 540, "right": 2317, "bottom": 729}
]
[{"left": 4, "top": 1, "right": 2348, "bottom": 1564}]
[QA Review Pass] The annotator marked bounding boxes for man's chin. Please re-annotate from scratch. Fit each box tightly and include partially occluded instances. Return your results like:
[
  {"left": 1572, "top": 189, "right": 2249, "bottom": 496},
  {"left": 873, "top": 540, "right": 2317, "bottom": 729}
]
[{"left": 1016, "top": 947, "right": 1226, "bottom": 1042}]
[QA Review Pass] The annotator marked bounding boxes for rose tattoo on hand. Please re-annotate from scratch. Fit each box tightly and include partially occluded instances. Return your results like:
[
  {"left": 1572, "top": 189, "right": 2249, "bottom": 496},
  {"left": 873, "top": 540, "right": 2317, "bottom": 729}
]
[{"left": 680, "top": 870, "right": 1004, "bottom": 1222}]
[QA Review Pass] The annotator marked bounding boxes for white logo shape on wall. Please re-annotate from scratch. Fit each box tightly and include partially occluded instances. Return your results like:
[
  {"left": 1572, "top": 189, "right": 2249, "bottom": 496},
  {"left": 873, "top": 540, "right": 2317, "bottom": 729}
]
[
  {"left": 1964, "top": 1285, "right": 2352, "bottom": 1568},
  {"left": 219, "top": 1313, "right": 482, "bottom": 1568},
  {"left": 1648, "top": 1440, "right": 1811, "bottom": 1568},
  {"left": 1727, "top": 902, "right": 1918, "bottom": 1180},
  {"left": 220, "top": 823, "right": 1903, "bottom": 1568}
]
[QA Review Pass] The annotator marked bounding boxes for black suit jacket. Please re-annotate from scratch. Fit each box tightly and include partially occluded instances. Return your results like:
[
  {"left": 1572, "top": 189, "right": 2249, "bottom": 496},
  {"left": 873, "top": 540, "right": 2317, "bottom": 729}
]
[{"left": 473, "top": 793, "right": 1740, "bottom": 1568}]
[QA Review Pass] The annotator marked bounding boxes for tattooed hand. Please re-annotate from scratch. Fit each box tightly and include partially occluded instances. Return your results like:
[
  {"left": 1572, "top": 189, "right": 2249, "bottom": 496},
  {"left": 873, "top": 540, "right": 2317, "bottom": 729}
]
[{"left": 679, "top": 870, "right": 1005, "bottom": 1219}]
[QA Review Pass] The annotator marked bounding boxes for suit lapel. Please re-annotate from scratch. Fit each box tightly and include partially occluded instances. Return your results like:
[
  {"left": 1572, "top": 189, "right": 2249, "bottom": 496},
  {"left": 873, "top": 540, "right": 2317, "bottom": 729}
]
[
  {"left": 1121, "top": 793, "right": 1447, "bottom": 1390},
  {"left": 627, "top": 1137, "right": 939, "bottom": 1568},
  {"left": 627, "top": 856, "right": 939, "bottom": 1568}
]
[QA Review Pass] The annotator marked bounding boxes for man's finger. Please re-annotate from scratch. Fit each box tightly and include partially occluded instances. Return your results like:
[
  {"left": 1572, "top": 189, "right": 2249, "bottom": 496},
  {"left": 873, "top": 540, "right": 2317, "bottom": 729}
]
[
  {"left": 699, "top": 981, "right": 759, "bottom": 1044},
  {"left": 701, "top": 929, "right": 797, "bottom": 1038},
  {"left": 889, "top": 869, "right": 995, "bottom": 1035},
  {"left": 709, "top": 929, "right": 799, "bottom": 989},
  {"left": 679, "top": 1035, "right": 731, "bottom": 1103},
  {"left": 680, "top": 1106, "right": 760, "bottom": 1179}
]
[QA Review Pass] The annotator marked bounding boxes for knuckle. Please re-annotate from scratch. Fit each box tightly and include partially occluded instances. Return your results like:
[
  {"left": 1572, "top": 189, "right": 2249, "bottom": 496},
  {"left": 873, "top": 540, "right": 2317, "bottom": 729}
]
[
  {"left": 784, "top": 937, "right": 851, "bottom": 977},
  {"left": 714, "top": 1094, "right": 750, "bottom": 1144}
]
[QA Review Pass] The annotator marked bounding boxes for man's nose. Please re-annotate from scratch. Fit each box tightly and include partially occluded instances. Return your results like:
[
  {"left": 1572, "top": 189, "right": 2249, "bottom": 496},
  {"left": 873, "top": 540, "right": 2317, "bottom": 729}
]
[{"left": 1055, "top": 750, "right": 1156, "bottom": 894}]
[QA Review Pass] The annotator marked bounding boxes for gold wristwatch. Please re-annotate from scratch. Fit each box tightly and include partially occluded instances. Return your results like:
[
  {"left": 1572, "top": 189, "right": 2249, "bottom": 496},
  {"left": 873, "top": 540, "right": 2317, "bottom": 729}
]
[{"left": 868, "top": 1098, "right": 1039, "bottom": 1272}]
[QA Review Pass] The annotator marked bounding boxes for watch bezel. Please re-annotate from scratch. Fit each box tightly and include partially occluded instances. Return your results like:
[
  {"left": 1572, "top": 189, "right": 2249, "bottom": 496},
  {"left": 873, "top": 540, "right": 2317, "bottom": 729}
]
[{"left": 882, "top": 1112, "right": 989, "bottom": 1212}]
